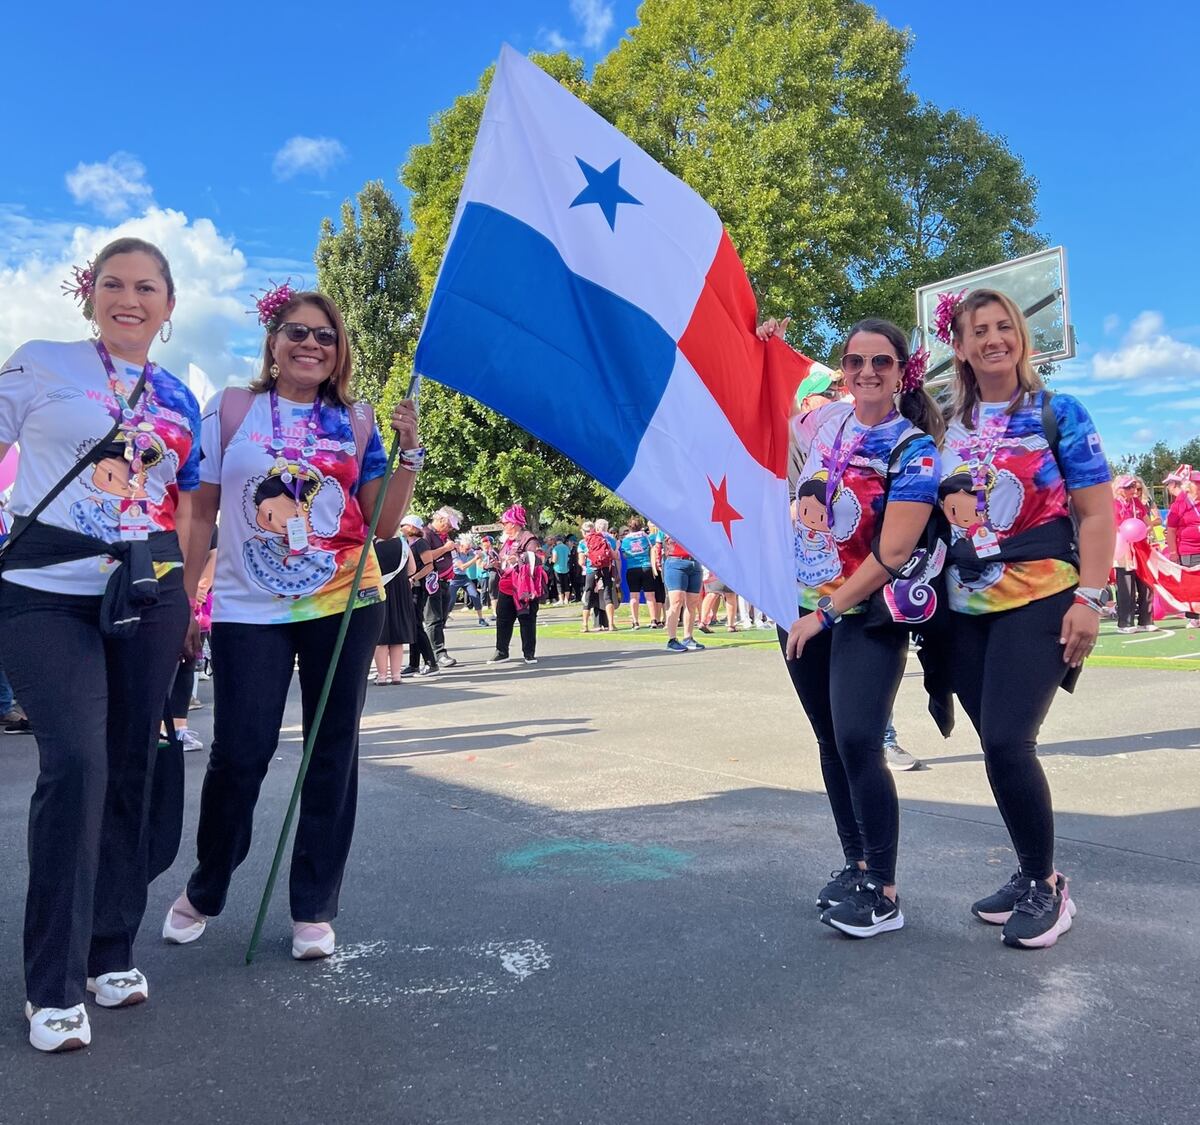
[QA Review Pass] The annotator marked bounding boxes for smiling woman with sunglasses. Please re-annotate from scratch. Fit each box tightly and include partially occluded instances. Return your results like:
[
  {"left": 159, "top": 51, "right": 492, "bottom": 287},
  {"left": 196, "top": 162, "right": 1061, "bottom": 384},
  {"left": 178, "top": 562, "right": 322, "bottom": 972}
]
[
  {"left": 762, "top": 315, "right": 943, "bottom": 939},
  {"left": 162, "top": 287, "right": 421, "bottom": 962}
]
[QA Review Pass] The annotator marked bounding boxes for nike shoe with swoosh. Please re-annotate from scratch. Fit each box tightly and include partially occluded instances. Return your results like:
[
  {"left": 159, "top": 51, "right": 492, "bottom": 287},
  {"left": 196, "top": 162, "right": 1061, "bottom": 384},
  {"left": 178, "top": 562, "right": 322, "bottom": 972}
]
[{"left": 820, "top": 878, "right": 904, "bottom": 938}]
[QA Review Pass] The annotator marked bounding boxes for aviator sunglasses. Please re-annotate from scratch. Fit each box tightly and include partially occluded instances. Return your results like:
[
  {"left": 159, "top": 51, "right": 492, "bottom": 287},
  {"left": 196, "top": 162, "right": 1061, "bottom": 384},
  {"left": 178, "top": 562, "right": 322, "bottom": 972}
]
[
  {"left": 841, "top": 352, "right": 899, "bottom": 376},
  {"left": 278, "top": 322, "right": 339, "bottom": 347}
]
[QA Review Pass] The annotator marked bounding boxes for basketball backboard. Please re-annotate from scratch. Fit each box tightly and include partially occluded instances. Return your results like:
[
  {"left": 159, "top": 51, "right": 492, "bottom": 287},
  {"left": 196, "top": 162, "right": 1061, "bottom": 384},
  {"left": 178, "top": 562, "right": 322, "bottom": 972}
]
[{"left": 915, "top": 246, "right": 1073, "bottom": 386}]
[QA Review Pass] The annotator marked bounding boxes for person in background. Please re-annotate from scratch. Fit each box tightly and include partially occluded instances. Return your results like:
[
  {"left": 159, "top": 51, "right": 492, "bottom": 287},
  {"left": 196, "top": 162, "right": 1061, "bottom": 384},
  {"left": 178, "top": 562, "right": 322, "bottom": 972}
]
[
  {"left": 1165, "top": 469, "right": 1200, "bottom": 628},
  {"left": 594, "top": 518, "right": 622, "bottom": 626},
  {"left": 420, "top": 506, "right": 463, "bottom": 668},
  {"left": 620, "top": 516, "right": 656, "bottom": 629},
  {"left": 698, "top": 570, "right": 737, "bottom": 632},
  {"left": 489, "top": 505, "right": 544, "bottom": 665},
  {"left": 662, "top": 535, "right": 705, "bottom": 653},
  {"left": 1112, "top": 475, "right": 1156, "bottom": 634},
  {"left": 400, "top": 516, "right": 441, "bottom": 675},
  {"left": 449, "top": 534, "right": 487, "bottom": 627},
  {"left": 647, "top": 522, "right": 667, "bottom": 628},
  {"left": 374, "top": 529, "right": 417, "bottom": 685},
  {"left": 549, "top": 535, "right": 572, "bottom": 605}
]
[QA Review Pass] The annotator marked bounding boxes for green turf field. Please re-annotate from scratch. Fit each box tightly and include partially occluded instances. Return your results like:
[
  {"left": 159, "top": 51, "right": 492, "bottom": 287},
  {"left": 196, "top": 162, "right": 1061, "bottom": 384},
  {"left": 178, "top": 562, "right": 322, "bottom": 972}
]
[{"left": 464, "top": 603, "right": 1200, "bottom": 669}]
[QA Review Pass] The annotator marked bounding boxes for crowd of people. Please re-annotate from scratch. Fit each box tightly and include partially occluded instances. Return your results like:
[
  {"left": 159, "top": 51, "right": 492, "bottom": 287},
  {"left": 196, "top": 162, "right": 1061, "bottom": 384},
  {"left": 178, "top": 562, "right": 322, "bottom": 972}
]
[{"left": 0, "top": 233, "right": 1188, "bottom": 1057}]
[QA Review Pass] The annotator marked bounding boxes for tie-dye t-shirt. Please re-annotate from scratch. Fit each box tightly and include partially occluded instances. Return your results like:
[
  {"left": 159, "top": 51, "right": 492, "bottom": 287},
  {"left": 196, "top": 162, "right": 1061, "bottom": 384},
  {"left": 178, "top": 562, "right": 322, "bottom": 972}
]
[
  {"left": 941, "top": 391, "right": 1111, "bottom": 615},
  {"left": 792, "top": 401, "right": 939, "bottom": 612},
  {"left": 200, "top": 388, "right": 388, "bottom": 625},
  {"left": 0, "top": 339, "right": 200, "bottom": 595}
]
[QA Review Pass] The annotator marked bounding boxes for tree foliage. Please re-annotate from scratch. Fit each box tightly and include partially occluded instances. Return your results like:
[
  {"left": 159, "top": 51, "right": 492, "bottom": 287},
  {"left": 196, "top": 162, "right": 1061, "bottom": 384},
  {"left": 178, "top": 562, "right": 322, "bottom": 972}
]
[
  {"left": 1115, "top": 439, "right": 1200, "bottom": 487},
  {"left": 314, "top": 180, "right": 420, "bottom": 403}
]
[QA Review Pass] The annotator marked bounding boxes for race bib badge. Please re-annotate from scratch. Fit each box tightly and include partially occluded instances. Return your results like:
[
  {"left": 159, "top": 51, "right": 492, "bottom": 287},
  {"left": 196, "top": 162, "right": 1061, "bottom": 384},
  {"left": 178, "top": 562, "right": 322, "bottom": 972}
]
[
  {"left": 118, "top": 500, "right": 151, "bottom": 541},
  {"left": 971, "top": 522, "right": 1001, "bottom": 559},
  {"left": 286, "top": 516, "right": 310, "bottom": 554}
]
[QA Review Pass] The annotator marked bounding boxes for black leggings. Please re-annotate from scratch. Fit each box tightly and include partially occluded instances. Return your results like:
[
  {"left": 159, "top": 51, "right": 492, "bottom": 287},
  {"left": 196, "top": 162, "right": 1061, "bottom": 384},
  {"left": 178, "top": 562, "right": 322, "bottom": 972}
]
[
  {"left": 186, "top": 601, "right": 384, "bottom": 922},
  {"left": 169, "top": 653, "right": 197, "bottom": 721},
  {"left": 495, "top": 593, "right": 539, "bottom": 658},
  {"left": 949, "top": 588, "right": 1073, "bottom": 881},
  {"left": 778, "top": 613, "right": 907, "bottom": 884},
  {"left": 0, "top": 571, "right": 188, "bottom": 1008},
  {"left": 406, "top": 585, "right": 438, "bottom": 671},
  {"left": 1114, "top": 567, "right": 1151, "bottom": 628}
]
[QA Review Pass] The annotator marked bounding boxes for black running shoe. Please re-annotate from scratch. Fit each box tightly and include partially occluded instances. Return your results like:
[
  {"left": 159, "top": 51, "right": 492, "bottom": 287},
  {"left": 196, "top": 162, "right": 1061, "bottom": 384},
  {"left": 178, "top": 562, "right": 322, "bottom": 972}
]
[
  {"left": 972, "top": 871, "right": 1074, "bottom": 926},
  {"left": 1001, "top": 878, "right": 1075, "bottom": 949},
  {"left": 816, "top": 864, "right": 863, "bottom": 909},
  {"left": 820, "top": 878, "right": 904, "bottom": 938}
]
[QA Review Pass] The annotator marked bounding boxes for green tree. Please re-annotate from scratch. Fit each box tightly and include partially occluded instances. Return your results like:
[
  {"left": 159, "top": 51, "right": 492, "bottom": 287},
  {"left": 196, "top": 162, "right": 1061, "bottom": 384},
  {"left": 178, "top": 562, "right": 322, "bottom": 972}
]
[
  {"left": 1116, "top": 439, "right": 1200, "bottom": 487},
  {"left": 315, "top": 180, "right": 420, "bottom": 403}
]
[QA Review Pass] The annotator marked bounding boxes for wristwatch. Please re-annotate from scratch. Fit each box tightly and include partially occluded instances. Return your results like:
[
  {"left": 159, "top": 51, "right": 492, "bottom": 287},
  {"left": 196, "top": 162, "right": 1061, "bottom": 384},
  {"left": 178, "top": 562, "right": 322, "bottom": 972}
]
[
  {"left": 1076, "top": 586, "right": 1112, "bottom": 607},
  {"left": 816, "top": 595, "right": 842, "bottom": 623}
]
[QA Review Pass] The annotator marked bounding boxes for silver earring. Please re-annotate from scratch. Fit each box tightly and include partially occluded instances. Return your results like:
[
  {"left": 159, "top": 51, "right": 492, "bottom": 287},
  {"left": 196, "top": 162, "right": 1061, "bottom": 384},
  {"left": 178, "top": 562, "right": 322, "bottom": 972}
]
[
  {"left": 90, "top": 319, "right": 100, "bottom": 338},
  {"left": 270, "top": 363, "right": 280, "bottom": 380},
  {"left": 159, "top": 319, "right": 173, "bottom": 344}
]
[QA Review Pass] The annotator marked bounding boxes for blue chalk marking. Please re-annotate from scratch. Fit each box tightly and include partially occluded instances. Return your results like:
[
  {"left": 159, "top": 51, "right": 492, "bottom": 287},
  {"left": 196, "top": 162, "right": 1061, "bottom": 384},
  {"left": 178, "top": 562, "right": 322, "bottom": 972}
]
[{"left": 500, "top": 839, "right": 693, "bottom": 883}]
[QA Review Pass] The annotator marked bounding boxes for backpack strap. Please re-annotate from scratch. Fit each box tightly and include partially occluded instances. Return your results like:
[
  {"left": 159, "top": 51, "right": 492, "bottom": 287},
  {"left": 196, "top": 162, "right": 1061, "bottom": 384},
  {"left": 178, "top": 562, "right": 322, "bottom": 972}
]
[
  {"left": 218, "top": 387, "right": 256, "bottom": 456},
  {"left": 1040, "top": 390, "right": 1062, "bottom": 470}
]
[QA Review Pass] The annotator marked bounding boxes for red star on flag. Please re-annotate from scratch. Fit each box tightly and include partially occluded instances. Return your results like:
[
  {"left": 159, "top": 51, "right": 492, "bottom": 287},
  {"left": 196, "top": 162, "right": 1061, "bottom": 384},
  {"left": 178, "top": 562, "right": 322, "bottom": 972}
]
[{"left": 708, "top": 474, "right": 744, "bottom": 544}]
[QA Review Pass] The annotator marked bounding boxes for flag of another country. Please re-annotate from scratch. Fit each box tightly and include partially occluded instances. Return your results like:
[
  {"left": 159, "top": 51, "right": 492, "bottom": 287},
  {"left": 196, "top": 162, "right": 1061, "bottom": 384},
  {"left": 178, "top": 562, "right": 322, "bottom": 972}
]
[{"left": 414, "top": 45, "right": 819, "bottom": 628}]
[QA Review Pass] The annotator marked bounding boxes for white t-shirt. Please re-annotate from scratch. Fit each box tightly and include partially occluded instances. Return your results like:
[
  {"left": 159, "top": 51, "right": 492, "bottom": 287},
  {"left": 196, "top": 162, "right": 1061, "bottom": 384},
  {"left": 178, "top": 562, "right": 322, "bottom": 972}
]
[
  {"left": 199, "top": 388, "right": 388, "bottom": 625},
  {"left": 0, "top": 339, "right": 200, "bottom": 594}
]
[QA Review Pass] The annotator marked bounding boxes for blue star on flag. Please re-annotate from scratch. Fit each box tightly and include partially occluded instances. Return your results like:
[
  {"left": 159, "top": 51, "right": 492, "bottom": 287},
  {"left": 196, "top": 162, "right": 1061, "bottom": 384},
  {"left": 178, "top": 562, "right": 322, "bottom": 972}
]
[{"left": 569, "top": 157, "right": 642, "bottom": 230}]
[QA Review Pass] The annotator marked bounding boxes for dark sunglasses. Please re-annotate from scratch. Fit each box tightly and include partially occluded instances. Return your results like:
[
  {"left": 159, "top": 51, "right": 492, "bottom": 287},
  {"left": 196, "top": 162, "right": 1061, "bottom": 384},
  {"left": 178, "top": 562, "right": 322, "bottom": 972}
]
[
  {"left": 278, "top": 322, "right": 338, "bottom": 347},
  {"left": 841, "top": 352, "right": 899, "bottom": 375}
]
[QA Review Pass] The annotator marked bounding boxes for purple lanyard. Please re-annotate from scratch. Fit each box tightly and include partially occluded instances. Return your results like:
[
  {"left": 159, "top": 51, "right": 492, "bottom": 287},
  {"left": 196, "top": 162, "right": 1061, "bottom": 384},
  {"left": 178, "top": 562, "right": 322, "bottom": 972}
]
[
  {"left": 94, "top": 340, "right": 155, "bottom": 477},
  {"left": 823, "top": 409, "right": 896, "bottom": 526},
  {"left": 269, "top": 389, "right": 322, "bottom": 504},
  {"left": 966, "top": 401, "right": 1017, "bottom": 520}
]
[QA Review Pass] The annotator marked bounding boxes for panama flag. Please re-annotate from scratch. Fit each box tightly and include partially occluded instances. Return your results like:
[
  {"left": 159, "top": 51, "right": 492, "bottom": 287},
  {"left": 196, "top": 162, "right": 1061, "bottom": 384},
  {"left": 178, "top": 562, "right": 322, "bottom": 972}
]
[{"left": 414, "top": 46, "right": 822, "bottom": 627}]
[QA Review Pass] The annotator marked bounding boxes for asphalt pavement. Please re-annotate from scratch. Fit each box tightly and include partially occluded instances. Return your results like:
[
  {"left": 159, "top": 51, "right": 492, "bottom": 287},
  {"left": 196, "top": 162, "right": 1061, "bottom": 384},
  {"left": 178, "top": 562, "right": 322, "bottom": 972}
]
[{"left": 0, "top": 605, "right": 1196, "bottom": 1124}]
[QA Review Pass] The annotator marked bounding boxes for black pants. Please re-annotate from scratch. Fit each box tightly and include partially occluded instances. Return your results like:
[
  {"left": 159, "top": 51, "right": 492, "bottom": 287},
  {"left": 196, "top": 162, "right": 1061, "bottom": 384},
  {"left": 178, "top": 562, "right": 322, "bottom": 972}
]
[
  {"left": 778, "top": 613, "right": 906, "bottom": 884},
  {"left": 407, "top": 585, "right": 438, "bottom": 671},
  {"left": 1114, "top": 567, "right": 1151, "bottom": 628},
  {"left": 186, "top": 601, "right": 385, "bottom": 922},
  {"left": 423, "top": 580, "right": 453, "bottom": 657},
  {"left": 495, "top": 593, "right": 539, "bottom": 659},
  {"left": 169, "top": 652, "right": 197, "bottom": 721},
  {"left": 0, "top": 570, "right": 188, "bottom": 1008},
  {"left": 949, "top": 588, "right": 1073, "bottom": 881}
]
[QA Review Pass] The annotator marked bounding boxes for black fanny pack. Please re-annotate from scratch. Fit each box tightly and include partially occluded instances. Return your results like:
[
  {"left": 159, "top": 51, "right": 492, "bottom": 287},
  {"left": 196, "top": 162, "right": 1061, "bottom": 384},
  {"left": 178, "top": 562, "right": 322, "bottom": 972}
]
[{"left": 947, "top": 516, "right": 1078, "bottom": 582}]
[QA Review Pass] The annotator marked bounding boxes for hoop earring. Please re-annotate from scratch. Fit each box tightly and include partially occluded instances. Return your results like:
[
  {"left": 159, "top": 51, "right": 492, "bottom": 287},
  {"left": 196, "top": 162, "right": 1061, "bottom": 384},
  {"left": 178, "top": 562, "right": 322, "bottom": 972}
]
[
  {"left": 159, "top": 319, "right": 173, "bottom": 344},
  {"left": 270, "top": 363, "right": 280, "bottom": 380}
]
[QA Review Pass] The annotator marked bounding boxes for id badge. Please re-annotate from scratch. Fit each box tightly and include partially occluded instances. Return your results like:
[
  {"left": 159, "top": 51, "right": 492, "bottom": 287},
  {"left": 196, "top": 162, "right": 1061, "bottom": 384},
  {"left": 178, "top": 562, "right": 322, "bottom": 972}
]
[
  {"left": 286, "top": 515, "right": 310, "bottom": 554},
  {"left": 971, "top": 522, "right": 1002, "bottom": 558},
  {"left": 118, "top": 499, "right": 151, "bottom": 541}
]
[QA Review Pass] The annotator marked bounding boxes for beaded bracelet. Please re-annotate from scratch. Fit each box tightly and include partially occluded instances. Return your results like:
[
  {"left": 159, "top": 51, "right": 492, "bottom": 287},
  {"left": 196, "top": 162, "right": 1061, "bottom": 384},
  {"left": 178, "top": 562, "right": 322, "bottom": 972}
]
[{"left": 398, "top": 445, "right": 427, "bottom": 473}]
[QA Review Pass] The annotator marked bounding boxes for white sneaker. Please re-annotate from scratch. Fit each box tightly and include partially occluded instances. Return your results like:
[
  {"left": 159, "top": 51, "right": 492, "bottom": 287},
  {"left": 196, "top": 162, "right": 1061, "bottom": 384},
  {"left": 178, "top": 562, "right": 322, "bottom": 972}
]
[
  {"left": 163, "top": 894, "right": 207, "bottom": 944},
  {"left": 884, "top": 742, "right": 921, "bottom": 771},
  {"left": 292, "top": 922, "right": 335, "bottom": 960},
  {"left": 86, "top": 968, "right": 148, "bottom": 1008},
  {"left": 25, "top": 1002, "right": 91, "bottom": 1052},
  {"left": 1116, "top": 626, "right": 1137, "bottom": 634},
  {"left": 179, "top": 729, "right": 204, "bottom": 752}
]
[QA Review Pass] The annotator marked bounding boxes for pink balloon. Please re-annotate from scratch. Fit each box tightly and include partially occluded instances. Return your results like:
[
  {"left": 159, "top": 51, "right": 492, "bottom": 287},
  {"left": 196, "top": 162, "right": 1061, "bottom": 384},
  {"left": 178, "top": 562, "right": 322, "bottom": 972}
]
[
  {"left": 0, "top": 447, "right": 17, "bottom": 493},
  {"left": 1119, "top": 517, "right": 1149, "bottom": 544}
]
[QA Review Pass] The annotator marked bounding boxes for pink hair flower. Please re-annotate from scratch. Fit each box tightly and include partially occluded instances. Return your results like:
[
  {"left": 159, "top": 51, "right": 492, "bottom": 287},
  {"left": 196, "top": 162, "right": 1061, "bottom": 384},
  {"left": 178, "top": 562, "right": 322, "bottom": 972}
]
[
  {"left": 253, "top": 280, "right": 297, "bottom": 330},
  {"left": 61, "top": 262, "right": 95, "bottom": 307},
  {"left": 932, "top": 288, "right": 967, "bottom": 345},
  {"left": 902, "top": 346, "right": 929, "bottom": 393}
]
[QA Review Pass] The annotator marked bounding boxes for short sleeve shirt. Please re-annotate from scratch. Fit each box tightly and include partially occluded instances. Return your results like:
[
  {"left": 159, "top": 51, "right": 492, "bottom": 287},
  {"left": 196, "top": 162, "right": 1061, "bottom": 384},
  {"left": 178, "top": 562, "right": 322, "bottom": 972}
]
[
  {"left": 1167, "top": 493, "right": 1200, "bottom": 556},
  {"left": 0, "top": 339, "right": 200, "bottom": 594},
  {"left": 941, "top": 392, "right": 1110, "bottom": 614},
  {"left": 792, "top": 401, "right": 938, "bottom": 612},
  {"left": 621, "top": 531, "right": 651, "bottom": 568},
  {"left": 199, "top": 388, "right": 387, "bottom": 624}
]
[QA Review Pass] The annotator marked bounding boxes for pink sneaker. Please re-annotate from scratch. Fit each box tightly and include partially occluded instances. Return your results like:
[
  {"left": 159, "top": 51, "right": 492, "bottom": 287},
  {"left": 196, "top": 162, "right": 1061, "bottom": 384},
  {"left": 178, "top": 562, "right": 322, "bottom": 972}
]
[
  {"left": 162, "top": 894, "right": 207, "bottom": 945},
  {"left": 292, "top": 922, "right": 335, "bottom": 960}
]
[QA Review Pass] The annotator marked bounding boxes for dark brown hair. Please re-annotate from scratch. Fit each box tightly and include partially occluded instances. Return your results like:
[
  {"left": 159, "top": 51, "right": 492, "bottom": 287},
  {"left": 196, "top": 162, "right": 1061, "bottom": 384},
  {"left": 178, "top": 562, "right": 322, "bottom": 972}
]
[
  {"left": 249, "top": 290, "right": 356, "bottom": 406},
  {"left": 85, "top": 237, "right": 175, "bottom": 318},
  {"left": 841, "top": 317, "right": 945, "bottom": 443},
  {"left": 947, "top": 288, "right": 1043, "bottom": 428}
]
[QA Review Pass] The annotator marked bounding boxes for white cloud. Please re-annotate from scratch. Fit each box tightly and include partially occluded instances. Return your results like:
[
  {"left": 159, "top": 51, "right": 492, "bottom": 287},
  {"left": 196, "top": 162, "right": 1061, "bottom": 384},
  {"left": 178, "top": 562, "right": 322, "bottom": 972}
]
[
  {"left": 571, "top": 0, "right": 614, "bottom": 49},
  {"left": 1091, "top": 310, "right": 1200, "bottom": 381},
  {"left": 1102, "top": 313, "right": 1120, "bottom": 335},
  {"left": 65, "top": 153, "right": 154, "bottom": 219},
  {"left": 1131, "top": 427, "right": 1156, "bottom": 444},
  {"left": 272, "top": 136, "right": 348, "bottom": 181},
  {"left": 0, "top": 205, "right": 254, "bottom": 390},
  {"left": 539, "top": 27, "right": 574, "bottom": 51}
]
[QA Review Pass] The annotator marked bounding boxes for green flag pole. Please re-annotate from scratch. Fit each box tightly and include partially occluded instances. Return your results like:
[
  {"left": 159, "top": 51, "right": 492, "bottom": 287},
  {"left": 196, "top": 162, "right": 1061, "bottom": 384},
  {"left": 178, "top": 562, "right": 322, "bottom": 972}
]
[{"left": 245, "top": 378, "right": 415, "bottom": 964}]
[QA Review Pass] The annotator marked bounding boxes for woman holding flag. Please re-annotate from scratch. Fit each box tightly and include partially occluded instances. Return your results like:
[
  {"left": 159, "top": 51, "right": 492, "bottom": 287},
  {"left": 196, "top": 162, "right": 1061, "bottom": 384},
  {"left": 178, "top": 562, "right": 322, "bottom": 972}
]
[
  {"left": 162, "top": 285, "right": 421, "bottom": 961},
  {"left": 938, "top": 288, "right": 1113, "bottom": 949},
  {"left": 765, "top": 316, "right": 943, "bottom": 939}
]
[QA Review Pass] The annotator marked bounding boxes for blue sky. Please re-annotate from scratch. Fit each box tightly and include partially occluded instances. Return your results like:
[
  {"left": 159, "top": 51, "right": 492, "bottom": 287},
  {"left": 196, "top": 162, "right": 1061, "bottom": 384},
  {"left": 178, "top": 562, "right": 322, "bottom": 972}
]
[{"left": 3, "top": 0, "right": 1197, "bottom": 456}]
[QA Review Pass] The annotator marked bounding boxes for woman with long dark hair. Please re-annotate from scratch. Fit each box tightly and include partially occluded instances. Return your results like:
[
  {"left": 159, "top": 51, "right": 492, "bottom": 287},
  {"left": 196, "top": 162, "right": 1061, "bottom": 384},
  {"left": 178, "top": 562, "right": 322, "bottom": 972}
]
[
  {"left": 0, "top": 237, "right": 200, "bottom": 1051},
  {"left": 764, "top": 315, "right": 941, "bottom": 938},
  {"left": 162, "top": 286, "right": 420, "bottom": 961},
  {"left": 939, "top": 287, "right": 1113, "bottom": 948}
]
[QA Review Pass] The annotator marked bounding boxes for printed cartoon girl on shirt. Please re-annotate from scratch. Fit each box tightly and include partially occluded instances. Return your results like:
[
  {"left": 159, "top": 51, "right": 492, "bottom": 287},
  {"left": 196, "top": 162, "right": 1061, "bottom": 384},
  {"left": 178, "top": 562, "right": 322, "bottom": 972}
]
[
  {"left": 793, "top": 470, "right": 861, "bottom": 588},
  {"left": 939, "top": 459, "right": 1023, "bottom": 593},
  {"left": 70, "top": 429, "right": 177, "bottom": 539},
  {"left": 241, "top": 459, "right": 344, "bottom": 598}
]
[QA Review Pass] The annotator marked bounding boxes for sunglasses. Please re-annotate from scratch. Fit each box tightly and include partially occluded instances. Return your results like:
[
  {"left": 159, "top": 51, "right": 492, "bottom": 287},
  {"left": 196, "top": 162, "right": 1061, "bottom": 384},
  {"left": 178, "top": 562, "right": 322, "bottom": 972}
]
[
  {"left": 841, "top": 353, "right": 899, "bottom": 376},
  {"left": 278, "top": 322, "right": 338, "bottom": 347}
]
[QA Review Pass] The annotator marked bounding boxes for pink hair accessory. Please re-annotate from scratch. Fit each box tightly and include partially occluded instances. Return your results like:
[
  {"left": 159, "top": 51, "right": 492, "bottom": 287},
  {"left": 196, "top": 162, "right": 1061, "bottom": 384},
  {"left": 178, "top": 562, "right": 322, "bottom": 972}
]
[
  {"left": 501, "top": 504, "right": 527, "bottom": 527},
  {"left": 902, "top": 346, "right": 929, "bottom": 393},
  {"left": 253, "top": 280, "right": 297, "bottom": 330},
  {"left": 932, "top": 288, "right": 968, "bottom": 345},
  {"left": 61, "top": 262, "right": 95, "bottom": 308}
]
